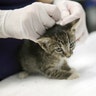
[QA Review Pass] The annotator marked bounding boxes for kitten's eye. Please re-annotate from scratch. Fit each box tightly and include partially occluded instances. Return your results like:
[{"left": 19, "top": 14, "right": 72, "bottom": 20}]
[
  {"left": 70, "top": 43, "right": 74, "bottom": 48},
  {"left": 55, "top": 48, "right": 63, "bottom": 52},
  {"left": 70, "top": 42, "right": 75, "bottom": 49}
]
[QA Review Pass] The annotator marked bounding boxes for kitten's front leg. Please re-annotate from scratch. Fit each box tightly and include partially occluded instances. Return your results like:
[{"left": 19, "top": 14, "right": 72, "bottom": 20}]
[
  {"left": 67, "top": 68, "right": 79, "bottom": 80},
  {"left": 61, "top": 61, "right": 79, "bottom": 80},
  {"left": 39, "top": 65, "right": 72, "bottom": 79}
]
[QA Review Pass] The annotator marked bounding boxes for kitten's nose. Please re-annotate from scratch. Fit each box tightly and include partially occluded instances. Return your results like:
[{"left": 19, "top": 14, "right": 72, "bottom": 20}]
[
  {"left": 66, "top": 53, "right": 71, "bottom": 58},
  {"left": 66, "top": 50, "right": 73, "bottom": 58}
]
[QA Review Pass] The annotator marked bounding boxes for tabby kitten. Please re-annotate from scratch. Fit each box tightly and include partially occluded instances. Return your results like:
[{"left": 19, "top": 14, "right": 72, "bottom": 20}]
[{"left": 18, "top": 19, "right": 79, "bottom": 79}]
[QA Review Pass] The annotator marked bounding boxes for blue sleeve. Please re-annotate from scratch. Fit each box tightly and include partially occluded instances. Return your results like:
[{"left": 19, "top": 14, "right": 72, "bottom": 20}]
[
  {"left": 84, "top": 0, "right": 96, "bottom": 8},
  {"left": 0, "top": 0, "right": 36, "bottom": 9}
]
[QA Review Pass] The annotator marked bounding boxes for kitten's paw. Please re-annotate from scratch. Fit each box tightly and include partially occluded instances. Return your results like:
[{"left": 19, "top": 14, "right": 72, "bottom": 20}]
[
  {"left": 67, "top": 72, "right": 79, "bottom": 80},
  {"left": 70, "top": 68, "right": 77, "bottom": 73},
  {"left": 18, "top": 71, "right": 29, "bottom": 79},
  {"left": 67, "top": 68, "right": 79, "bottom": 80}
]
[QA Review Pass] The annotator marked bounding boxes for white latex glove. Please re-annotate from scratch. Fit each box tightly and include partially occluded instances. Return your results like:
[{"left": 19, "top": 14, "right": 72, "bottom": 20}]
[
  {"left": 56, "top": 1, "right": 89, "bottom": 45},
  {"left": 0, "top": 2, "right": 60, "bottom": 42}
]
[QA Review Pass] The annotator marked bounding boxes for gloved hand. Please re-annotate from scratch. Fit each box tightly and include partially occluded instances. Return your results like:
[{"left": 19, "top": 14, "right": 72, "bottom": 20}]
[
  {"left": 0, "top": 2, "right": 60, "bottom": 42},
  {"left": 56, "top": 0, "right": 88, "bottom": 44}
]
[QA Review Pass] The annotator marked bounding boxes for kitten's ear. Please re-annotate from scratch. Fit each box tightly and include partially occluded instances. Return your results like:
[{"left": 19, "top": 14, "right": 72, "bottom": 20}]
[
  {"left": 63, "top": 18, "right": 80, "bottom": 32},
  {"left": 36, "top": 37, "right": 51, "bottom": 51},
  {"left": 70, "top": 18, "right": 80, "bottom": 27}
]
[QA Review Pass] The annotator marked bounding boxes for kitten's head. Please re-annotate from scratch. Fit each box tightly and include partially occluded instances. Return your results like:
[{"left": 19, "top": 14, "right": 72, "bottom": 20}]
[{"left": 37, "top": 19, "right": 79, "bottom": 58}]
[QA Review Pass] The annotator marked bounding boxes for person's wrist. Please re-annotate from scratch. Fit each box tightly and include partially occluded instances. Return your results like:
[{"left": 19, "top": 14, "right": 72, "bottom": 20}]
[
  {"left": 0, "top": 10, "right": 14, "bottom": 38},
  {"left": 4, "top": 9, "right": 25, "bottom": 39}
]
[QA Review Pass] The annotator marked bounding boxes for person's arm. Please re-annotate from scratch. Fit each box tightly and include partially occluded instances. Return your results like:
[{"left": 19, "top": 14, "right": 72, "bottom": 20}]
[{"left": 0, "top": 2, "right": 60, "bottom": 42}]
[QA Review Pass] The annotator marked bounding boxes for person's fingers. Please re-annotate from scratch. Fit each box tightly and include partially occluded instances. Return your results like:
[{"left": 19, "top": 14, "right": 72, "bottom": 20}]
[
  {"left": 60, "top": 14, "right": 80, "bottom": 25},
  {"left": 56, "top": 1, "right": 70, "bottom": 19},
  {"left": 31, "top": 2, "right": 60, "bottom": 28},
  {"left": 43, "top": 3, "right": 61, "bottom": 21},
  {"left": 37, "top": 6, "right": 56, "bottom": 28}
]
